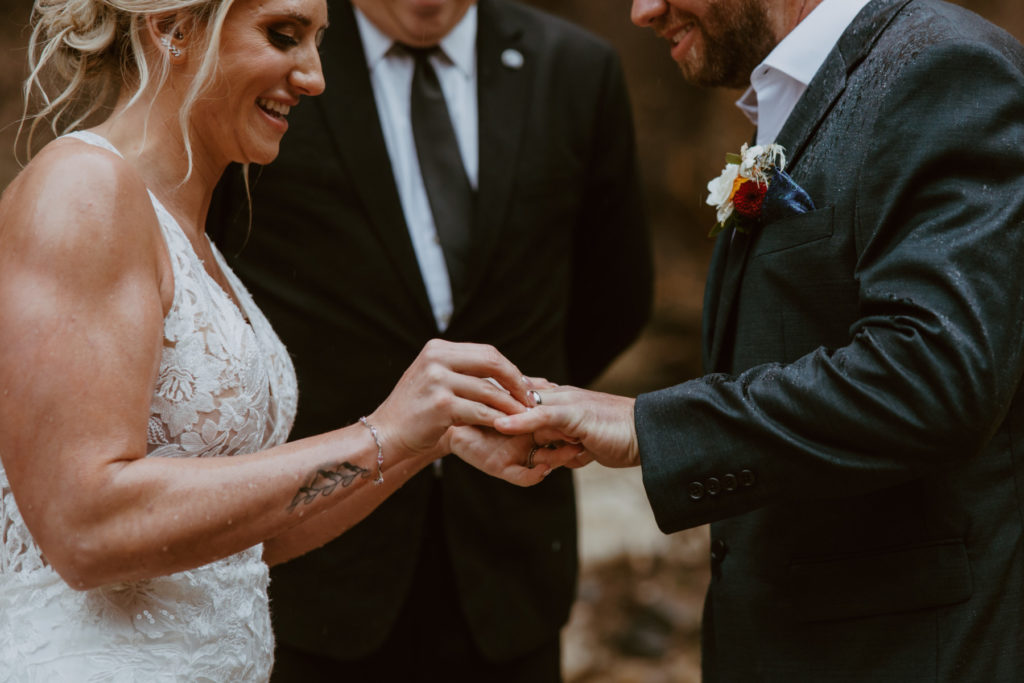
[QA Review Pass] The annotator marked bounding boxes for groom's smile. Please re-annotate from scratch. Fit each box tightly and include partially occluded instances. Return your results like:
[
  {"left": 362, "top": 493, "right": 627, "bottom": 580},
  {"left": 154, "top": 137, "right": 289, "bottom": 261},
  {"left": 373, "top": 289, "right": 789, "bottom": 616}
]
[
  {"left": 664, "top": 20, "right": 697, "bottom": 61},
  {"left": 632, "top": 0, "right": 777, "bottom": 89}
]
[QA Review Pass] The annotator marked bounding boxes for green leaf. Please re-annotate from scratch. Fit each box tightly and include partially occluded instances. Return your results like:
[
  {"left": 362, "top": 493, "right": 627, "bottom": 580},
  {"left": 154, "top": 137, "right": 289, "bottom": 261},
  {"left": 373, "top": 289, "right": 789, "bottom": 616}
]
[{"left": 725, "top": 152, "right": 742, "bottom": 165}]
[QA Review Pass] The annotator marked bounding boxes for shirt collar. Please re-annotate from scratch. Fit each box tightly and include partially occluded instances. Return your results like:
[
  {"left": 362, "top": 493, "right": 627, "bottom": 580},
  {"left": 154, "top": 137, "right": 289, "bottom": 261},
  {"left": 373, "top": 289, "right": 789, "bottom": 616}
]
[
  {"left": 354, "top": 4, "right": 478, "bottom": 77},
  {"left": 736, "top": 0, "right": 872, "bottom": 124}
]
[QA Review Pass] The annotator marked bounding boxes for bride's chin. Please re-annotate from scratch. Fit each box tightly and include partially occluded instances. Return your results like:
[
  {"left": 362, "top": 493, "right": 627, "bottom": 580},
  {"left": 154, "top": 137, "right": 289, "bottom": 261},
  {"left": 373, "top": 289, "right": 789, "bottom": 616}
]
[{"left": 245, "top": 144, "right": 282, "bottom": 167}]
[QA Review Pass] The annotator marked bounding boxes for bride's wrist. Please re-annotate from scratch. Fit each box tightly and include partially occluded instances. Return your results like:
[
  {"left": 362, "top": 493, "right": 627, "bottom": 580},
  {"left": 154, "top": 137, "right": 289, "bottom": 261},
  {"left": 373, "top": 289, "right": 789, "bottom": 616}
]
[{"left": 356, "top": 416, "right": 385, "bottom": 484}]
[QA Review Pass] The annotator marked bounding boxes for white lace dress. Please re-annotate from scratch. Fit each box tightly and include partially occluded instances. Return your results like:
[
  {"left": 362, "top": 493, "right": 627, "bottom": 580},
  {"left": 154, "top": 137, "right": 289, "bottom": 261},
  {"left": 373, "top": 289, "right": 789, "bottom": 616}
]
[{"left": 0, "top": 132, "right": 298, "bottom": 682}]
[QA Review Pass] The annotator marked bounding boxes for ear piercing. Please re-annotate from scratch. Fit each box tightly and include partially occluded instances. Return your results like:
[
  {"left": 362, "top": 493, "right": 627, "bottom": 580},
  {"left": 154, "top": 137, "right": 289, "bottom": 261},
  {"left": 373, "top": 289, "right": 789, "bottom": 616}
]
[{"left": 161, "top": 32, "right": 184, "bottom": 58}]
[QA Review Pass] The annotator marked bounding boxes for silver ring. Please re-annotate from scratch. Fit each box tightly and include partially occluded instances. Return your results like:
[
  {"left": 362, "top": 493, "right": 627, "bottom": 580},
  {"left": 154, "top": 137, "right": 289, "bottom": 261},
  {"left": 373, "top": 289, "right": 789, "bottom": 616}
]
[
  {"left": 526, "top": 445, "right": 540, "bottom": 469},
  {"left": 528, "top": 390, "right": 542, "bottom": 406}
]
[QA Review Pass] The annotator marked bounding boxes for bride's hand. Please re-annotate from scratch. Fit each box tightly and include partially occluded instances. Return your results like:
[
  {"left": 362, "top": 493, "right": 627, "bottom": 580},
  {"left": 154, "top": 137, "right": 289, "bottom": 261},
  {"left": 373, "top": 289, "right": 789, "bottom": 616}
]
[{"left": 366, "top": 339, "right": 533, "bottom": 461}]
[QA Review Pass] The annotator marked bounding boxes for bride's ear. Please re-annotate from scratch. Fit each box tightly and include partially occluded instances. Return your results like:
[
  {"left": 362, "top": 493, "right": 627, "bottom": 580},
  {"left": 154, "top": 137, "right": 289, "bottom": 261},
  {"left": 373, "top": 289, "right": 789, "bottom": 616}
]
[{"left": 145, "top": 13, "right": 189, "bottom": 65}]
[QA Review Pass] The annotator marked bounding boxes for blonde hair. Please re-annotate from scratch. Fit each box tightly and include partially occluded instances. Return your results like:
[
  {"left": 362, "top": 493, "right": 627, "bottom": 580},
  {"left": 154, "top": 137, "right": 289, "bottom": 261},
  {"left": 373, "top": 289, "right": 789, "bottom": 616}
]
[{"left": 22, "top": 0, "right": 237, "bottom": 178}]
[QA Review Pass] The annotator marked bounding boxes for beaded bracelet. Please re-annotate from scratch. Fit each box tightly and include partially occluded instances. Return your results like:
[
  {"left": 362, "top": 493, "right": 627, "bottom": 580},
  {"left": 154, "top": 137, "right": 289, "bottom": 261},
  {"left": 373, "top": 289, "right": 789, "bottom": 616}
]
[{"left": 359, "top": 416, "right": 384, "bottom": 485}]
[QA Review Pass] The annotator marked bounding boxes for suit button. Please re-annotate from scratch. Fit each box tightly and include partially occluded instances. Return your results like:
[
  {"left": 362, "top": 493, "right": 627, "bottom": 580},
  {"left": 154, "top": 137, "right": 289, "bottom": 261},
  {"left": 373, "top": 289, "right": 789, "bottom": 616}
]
[
  {"left": 722, "top": 473, "right": 738, "bottom": 492},
  {"left": 706, "top": 477, "right": 721, "bottom": 495},
  {"left": 688, "top": 481, "right": 705, "bottom": 501},
  {"left": 739, "top": 469, "right": 756, "bottom": 487},
  {"left": 710, "top": 539, "right": 729, "bottom": 562}
]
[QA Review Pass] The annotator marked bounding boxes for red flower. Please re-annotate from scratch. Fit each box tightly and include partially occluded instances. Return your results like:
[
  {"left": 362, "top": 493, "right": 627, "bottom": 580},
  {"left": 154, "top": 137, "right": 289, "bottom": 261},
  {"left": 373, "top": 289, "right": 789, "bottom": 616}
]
[{"left": 732, "top": 178, "right": 769, "bottom": 219}]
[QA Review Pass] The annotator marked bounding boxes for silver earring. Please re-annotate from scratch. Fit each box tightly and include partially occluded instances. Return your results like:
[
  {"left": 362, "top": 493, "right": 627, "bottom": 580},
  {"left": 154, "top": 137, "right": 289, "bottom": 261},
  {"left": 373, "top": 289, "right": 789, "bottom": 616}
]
[{"left": 161, "top": 35, "right": 182, "bottom": 58}]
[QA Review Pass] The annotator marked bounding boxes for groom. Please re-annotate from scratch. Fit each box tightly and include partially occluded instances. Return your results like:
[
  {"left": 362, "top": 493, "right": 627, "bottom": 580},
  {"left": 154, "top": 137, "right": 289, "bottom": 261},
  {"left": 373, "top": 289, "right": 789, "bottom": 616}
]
[{"left": 498, "top": 0, "right": 1024, "bottom": 679}]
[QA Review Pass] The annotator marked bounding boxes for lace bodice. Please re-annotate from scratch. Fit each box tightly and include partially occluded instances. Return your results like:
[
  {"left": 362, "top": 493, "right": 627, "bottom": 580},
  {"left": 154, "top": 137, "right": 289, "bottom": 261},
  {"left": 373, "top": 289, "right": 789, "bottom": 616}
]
[{"left": 0, "top": 131, "right": 297, "bottom": 681}]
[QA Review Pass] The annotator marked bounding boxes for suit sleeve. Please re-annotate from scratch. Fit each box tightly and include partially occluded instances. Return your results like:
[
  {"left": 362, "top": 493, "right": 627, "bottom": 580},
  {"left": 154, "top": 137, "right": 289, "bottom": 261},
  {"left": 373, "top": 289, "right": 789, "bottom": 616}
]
[
  {"left": 565, "top": 49, "right": 653, "bottom": 387},
  {"left": 636, "top": 38, "right": 1024, "bottom": 531}
]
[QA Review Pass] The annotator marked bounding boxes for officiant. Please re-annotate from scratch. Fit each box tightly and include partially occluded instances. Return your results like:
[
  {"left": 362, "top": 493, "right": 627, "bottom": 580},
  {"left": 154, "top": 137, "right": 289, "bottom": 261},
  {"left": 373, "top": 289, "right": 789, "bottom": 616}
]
[{"left": 209, "top": 0, "right": 652, "bottom": 680}]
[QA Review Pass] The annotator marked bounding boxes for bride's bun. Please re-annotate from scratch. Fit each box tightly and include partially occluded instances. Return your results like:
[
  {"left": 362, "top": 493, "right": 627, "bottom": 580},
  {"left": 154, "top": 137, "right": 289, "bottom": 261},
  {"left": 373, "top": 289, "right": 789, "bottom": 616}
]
[{"left": 31, "top": 0, "right": 122, "bottom": 82}]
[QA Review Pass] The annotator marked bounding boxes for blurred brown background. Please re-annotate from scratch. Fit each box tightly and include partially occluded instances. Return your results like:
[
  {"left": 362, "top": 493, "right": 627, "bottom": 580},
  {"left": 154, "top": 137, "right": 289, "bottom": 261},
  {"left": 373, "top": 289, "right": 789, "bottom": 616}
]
[{"left": 2, "top": 1, "right": 1022, "bottom": 680}]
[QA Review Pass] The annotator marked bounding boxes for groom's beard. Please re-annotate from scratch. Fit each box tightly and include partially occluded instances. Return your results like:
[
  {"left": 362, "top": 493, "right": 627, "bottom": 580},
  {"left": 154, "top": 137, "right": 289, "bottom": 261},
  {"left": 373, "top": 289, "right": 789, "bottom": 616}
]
[{"left": 677, "top": 0, "right": 775, "bottom": 89}]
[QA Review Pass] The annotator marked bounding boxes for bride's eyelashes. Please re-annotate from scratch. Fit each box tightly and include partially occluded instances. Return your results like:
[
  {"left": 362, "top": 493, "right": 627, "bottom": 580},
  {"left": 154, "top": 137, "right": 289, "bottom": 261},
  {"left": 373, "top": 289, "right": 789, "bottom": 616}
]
[{"left": 267, "top": 26, "right": 299, "bottom": 49}]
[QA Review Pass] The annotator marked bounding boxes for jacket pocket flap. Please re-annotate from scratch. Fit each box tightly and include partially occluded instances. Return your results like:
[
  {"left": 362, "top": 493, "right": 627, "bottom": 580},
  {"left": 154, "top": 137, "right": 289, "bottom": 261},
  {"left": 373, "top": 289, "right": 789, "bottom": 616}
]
[
  {"left": 752, "top": 205, "right": 834, "bottom": 256},
  {"left": 787, "top": 539, "right": 972, "bottom": 623}
]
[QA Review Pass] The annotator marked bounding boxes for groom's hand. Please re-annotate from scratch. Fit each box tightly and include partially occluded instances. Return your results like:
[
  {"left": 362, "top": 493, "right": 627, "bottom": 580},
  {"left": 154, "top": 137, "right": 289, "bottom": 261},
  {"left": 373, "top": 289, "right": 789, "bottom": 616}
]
[
  {"left": 447, "top": 426, "right": 583, "bottom": 486},
  {"left": 494, "top": 386, "right": 640, "bottom": 469}
]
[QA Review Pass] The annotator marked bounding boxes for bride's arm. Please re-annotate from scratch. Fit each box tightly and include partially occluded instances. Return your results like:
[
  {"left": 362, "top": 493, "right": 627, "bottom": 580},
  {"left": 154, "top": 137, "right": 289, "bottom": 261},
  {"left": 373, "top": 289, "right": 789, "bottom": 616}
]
[{"left": 0, "top": 143, "right": 532, "bottom": 590}]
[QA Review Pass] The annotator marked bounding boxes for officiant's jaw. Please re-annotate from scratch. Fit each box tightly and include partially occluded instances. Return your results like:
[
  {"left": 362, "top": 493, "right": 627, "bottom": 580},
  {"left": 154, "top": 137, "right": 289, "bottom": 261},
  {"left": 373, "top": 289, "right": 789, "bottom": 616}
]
[
  {"left": 351, "top": 0, "right": 476, "bottom": 48},
  {"left": 630, "top": 0, "right": 776, "bottom": 90}
]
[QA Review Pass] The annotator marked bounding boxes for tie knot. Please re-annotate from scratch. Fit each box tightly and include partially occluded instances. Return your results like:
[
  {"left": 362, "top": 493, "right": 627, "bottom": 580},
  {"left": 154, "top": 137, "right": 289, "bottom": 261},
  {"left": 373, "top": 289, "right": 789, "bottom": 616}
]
[{"left": 392, "top": 43, "right": 441, "bottom": 62}]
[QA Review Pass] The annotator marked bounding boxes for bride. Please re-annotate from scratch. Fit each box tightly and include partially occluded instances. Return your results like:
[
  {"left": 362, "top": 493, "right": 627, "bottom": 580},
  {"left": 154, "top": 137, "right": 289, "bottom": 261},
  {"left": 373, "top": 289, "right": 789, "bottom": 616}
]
[{"left": 0, "top": 0, "right": 575, "bottom": 679}]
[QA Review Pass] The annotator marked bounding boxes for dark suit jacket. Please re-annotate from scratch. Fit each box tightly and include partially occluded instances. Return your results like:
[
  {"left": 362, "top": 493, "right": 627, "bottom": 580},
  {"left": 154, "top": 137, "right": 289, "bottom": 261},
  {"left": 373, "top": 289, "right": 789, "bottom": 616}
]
[
  {"left": 209, "top": 0, "right": 650, "bottom": 662},
  {"left": 634, "top": 0, "right": 1024, "bottom": 679}
]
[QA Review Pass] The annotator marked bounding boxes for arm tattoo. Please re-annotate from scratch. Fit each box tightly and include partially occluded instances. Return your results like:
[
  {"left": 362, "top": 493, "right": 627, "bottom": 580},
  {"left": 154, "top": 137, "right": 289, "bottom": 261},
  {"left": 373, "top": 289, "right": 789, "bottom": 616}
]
[{"left": 287, "top": 461, "right": 370, "bottom": 512}]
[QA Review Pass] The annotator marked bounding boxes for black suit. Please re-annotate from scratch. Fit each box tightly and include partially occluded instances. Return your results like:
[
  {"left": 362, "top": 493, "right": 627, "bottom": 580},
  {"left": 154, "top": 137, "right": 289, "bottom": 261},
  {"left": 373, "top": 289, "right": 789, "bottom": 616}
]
[
  {"left": 210, "top": 0, "right": 650, "bottom": 676},
  {"left": 635, "top": 0, "right": 1024, "bottom": 679}
]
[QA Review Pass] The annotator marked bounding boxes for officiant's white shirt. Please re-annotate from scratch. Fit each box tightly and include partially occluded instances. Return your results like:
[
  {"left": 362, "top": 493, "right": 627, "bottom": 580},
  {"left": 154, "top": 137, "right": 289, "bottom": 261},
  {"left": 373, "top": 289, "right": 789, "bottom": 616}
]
[
  {"left": 354, "top": 6, "right": 479, "bottom": 333},
  {"left": 737, "top": 0, "right": 872, "bottom": 145}
]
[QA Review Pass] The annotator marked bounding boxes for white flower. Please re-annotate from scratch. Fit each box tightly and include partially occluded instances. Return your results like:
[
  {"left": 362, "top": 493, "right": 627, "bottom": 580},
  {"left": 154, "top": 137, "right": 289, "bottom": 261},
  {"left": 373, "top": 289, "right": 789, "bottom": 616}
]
[{"left": 706, "top": 162, "right": 739, "bottom": 208}]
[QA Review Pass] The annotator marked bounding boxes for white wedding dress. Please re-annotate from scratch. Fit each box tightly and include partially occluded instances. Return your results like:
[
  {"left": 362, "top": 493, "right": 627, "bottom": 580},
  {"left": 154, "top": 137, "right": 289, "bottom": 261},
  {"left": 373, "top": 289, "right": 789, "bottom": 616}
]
[{"left": 0, "top": 131, "right": 298, "bottom": 681}]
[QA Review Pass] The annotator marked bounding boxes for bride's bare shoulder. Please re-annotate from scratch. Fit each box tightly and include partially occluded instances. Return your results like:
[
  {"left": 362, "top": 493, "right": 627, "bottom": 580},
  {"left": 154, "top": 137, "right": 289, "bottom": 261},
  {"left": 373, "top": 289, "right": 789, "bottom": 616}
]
[{"left": 0, "top": 135, "right": 161, "bottom": 268}]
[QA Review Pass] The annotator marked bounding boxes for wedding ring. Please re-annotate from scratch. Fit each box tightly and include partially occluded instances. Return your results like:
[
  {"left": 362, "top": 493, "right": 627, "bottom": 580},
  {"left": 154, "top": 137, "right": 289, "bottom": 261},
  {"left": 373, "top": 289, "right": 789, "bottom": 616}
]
[
  {"left": 528, "top": 390, "right": 542, "bottom": 406},
  {"left": 526, "top": 445, "right": 540, "bottom": 469}
]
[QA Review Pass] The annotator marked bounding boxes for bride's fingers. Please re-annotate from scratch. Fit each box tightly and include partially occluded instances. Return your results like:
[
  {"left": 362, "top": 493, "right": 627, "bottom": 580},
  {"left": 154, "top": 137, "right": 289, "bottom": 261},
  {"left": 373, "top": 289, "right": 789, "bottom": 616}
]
[
  {"left": 424, "top": 340, "right": 532, "bottom": 407},
  {"left": 445, "top": 373, "right": 527, "bottom": 416},
  {"left": 446, "top": 394, "right": 528, "bottom": 429}
]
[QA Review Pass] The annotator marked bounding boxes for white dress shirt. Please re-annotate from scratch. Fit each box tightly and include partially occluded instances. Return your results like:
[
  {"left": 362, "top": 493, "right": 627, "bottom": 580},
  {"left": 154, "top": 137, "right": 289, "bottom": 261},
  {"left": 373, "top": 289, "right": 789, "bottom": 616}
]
[
  {"left": 354, "top": 6, "right": 479, "bottom": 332},
  {"left": 736, "top": 0, "right": 872, "bottom": 145}
]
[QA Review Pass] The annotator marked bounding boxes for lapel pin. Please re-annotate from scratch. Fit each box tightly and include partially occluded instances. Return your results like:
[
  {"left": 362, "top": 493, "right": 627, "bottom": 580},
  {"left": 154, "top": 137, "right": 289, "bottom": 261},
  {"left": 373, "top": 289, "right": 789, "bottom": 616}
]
[{"left": 501, "top": 48, "right": 524, "bottom": 70}]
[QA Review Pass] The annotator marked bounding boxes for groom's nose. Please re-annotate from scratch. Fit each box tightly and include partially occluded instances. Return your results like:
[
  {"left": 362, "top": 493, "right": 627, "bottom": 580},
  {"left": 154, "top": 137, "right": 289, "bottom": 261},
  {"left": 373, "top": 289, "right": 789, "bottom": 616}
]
[{"left": 631, "top": 0, "right": 668, "bottom": 27}]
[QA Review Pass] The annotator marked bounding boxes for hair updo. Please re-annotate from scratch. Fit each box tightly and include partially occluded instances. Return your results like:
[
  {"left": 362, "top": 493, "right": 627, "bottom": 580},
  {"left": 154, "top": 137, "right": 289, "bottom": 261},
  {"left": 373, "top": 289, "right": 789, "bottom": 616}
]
[{"left": 23, "top": 0, "right": 236, "bottom": 171}]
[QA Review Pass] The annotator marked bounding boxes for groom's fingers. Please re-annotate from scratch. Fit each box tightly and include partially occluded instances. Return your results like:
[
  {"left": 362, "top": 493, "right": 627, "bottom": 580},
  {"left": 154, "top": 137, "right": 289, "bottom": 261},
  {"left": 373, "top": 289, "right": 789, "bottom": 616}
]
[
  {"left": 494, "top": 404, "right": 570, "bottom": 436},
  {"left": 563, "top": 452, "right": 595, "bottom": 469},
  {"left": 501, "top": 443, "right": 585, "bottom": 487},
  {"left": 530, "top": 442, "right": 585, "bottom": 470}
]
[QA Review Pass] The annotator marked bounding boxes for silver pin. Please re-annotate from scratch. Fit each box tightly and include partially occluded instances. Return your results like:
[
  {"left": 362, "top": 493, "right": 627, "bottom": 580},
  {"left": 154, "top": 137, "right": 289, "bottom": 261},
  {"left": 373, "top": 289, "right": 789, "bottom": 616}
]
[{"left": 501, "top": 48, "right": 524, "bottom": 70}]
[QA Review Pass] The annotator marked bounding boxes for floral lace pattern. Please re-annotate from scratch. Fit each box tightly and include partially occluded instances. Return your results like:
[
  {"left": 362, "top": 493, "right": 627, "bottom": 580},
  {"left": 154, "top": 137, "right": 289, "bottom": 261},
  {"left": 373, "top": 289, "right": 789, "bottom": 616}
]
[{"left": 0, "top": 132, "right": 297, "bottom": 682}]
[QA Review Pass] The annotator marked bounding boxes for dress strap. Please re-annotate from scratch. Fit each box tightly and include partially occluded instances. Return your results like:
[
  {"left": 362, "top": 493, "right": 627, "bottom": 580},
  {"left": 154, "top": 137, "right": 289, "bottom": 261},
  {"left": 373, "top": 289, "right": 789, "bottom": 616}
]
[{"left": 61, "top": 130, "right": 124, "bottom": 158}]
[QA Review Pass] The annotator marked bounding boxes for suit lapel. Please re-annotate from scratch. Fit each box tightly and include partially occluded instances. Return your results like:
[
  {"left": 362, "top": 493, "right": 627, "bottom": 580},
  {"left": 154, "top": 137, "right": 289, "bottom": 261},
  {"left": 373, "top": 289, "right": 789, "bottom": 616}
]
[
  {"left": 453, "top": 0, "right": 532, "bottom": 320},
  {"left": 316, "top": 2, "right": 435, "bottom": 326},
  {"left": 705, "top": 0, "right": 910, "bottom": 370},
  {"left": 706, "top": 229, "right": 752, "bottom": 371}
]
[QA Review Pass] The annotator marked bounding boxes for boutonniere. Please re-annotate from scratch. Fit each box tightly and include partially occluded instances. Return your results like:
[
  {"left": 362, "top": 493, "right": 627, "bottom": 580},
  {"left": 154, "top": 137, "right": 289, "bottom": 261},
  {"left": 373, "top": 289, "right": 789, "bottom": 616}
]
[{"left": 705, "top": 143, "right": 814, "bottom": 238}]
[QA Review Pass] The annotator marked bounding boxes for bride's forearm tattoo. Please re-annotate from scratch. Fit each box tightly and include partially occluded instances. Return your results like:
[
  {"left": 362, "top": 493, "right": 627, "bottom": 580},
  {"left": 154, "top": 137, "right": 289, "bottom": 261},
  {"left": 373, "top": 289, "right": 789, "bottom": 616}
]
[{"left": 287, "top": 462, "right": 370, "bottom": 512}]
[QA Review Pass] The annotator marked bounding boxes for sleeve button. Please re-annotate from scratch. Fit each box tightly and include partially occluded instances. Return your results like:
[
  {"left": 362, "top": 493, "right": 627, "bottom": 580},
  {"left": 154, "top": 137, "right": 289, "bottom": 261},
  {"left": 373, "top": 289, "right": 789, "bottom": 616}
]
[
  {"left": 739, "top": 469, "right": 756, "bottom": 487},
  {"left": 722, "top": 473, "right": 738, "bottom": 491},
  {"left": 688, "top": 481, "right": 705, "bottom": 501},
  {"left": 705, "top": 476, "right": 721, "bottom": 495}
]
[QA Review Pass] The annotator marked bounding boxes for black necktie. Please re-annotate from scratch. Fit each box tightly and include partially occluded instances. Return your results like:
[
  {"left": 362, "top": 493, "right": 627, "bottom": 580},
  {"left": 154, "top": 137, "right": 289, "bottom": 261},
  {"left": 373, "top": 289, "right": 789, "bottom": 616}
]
[{"left": 403, "top": 45, "right": 475, "bottom": 305}]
